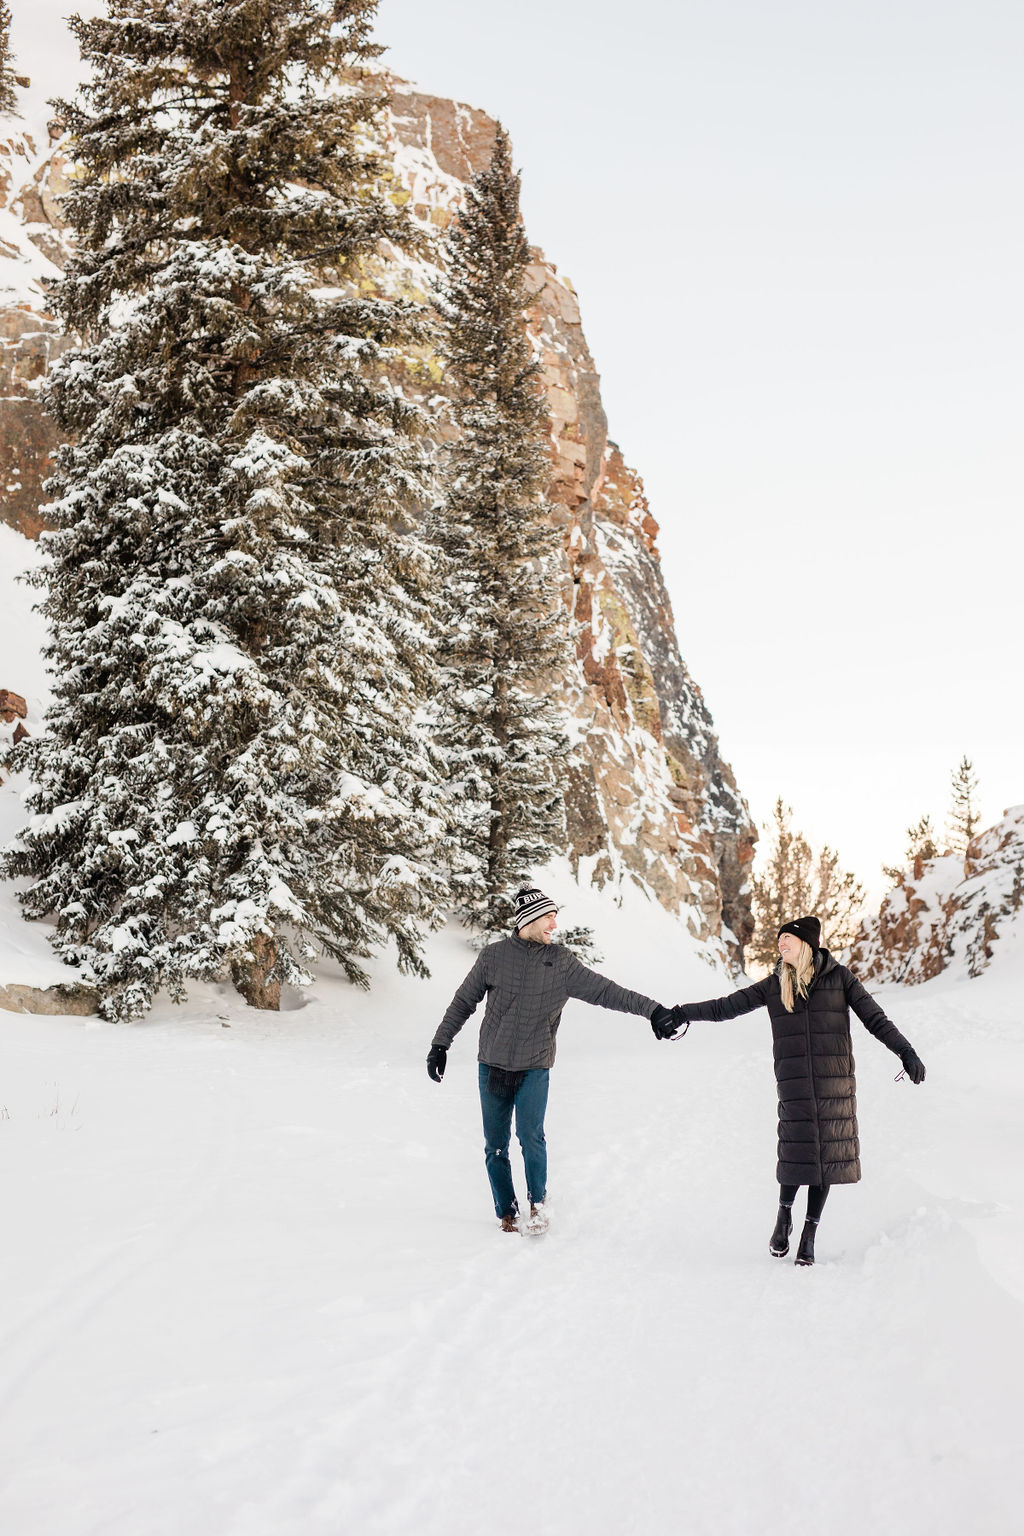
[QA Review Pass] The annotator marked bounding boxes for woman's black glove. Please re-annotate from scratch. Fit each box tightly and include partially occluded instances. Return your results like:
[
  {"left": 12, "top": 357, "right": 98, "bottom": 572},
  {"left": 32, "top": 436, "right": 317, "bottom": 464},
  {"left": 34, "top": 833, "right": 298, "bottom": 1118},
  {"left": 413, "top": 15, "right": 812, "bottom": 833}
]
[
  {"left": 899, "top": 1046, "right": 926, "bottom": 1084},
  {"left": 650, "top": 1004, "right": 677, "bottom": 1040},
  {"left": 426, "top": 1045, "right": 447, "bottom": 1082}
]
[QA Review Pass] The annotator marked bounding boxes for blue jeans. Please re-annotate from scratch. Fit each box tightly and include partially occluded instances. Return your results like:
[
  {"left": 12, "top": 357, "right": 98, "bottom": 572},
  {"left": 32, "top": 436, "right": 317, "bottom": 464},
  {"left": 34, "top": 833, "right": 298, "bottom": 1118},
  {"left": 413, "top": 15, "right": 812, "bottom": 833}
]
[{"left": 478, "top": 1064, "right": 549, "bottom": 1218}]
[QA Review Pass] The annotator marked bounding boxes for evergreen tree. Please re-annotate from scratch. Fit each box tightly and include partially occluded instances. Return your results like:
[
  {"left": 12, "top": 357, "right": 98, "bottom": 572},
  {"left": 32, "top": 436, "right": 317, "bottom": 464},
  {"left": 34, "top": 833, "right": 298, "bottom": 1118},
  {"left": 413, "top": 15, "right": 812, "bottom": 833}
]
[
  {"left": 750, "top": 798, "right": 865, "bottom": 967},
  {"left": 5, "top": 0, "right": 447, "bottom": 1019},
  {"left": 882, "top": 813, "right": 939, "bottom": 886},
  {"left": 946, "top": 755, "right": 980, "bottom": 857},
  {"left": 811, "top": 843, "right": 866, "bottom": 952},
  {"left": 433, "top": 124, "right": 570, "bottom": 933},
  {"left": 0, "top": 3, "right": 20, "bottom": 117},
  {"left": 750, "top": 799, "right": 812, "bottom": 963},
  {"left": 906, "top": 813, "right": 939, "bottom": 866}
]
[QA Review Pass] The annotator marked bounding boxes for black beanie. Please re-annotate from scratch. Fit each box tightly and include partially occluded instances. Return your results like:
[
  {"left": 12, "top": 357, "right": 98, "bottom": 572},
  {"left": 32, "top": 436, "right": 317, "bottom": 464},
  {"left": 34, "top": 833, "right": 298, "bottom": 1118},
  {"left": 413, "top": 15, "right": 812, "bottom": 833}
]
[{"left": 777, "top": 915, "right": 821, "bottom": 952}]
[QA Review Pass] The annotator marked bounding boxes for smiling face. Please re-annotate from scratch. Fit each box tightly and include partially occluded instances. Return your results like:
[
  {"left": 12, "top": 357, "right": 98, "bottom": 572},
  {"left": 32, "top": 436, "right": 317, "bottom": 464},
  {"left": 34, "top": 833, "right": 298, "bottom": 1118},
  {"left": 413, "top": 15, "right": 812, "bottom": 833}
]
[
  {"left": 777, "top": 931, "right": 803, "bottom": 965},
  {"left": 519, "top": 911, "right": 558, "bottom": 944}
]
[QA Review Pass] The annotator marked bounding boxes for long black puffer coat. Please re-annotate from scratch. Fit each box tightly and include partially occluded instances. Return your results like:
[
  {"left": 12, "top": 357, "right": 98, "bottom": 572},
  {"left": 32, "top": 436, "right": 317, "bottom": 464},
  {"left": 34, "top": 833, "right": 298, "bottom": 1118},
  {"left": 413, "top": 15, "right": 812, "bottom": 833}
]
[{"left": 679, "top": 950, "right": 912, "bottom": 1185}]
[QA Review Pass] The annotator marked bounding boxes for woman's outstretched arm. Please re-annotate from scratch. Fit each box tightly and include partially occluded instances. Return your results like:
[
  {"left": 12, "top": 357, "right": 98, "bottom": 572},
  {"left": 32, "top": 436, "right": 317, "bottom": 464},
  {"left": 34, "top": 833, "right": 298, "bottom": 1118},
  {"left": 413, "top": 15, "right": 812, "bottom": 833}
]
[
  {"left": 676, "top": 974, "right": 773, "bottom": 1024},
  {"left": 842, "top": 967, "right": 926, "bottom": 1080},
  {"left": 842, "top": 970, "right": 909, "bottom": 1051}
]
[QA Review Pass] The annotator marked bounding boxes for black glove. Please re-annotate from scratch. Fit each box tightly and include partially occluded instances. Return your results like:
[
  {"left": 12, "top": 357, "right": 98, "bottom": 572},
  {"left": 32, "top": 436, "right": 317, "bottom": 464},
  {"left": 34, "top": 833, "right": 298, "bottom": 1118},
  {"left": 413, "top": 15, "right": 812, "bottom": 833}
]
[
  {"left": 650, "top": 1004, "right": 677, "bottom": 1041},
  {"left": 899, "top": 1046, "right": 926, "bottom": 1084},
  {"left": 426, "top": 1045, "right": 447, "bottom": 1083}
]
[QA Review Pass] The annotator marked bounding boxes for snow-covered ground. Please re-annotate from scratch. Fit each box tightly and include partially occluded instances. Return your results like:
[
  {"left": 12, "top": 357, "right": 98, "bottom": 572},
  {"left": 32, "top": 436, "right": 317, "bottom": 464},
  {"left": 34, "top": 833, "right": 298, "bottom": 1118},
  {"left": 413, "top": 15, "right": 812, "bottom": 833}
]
[
  {"left": 1, "top": 523, "right": 1020, "bottom": 1532},
  {"left": 1, "top": 890, "right": 1021, "bottom": 1535}
]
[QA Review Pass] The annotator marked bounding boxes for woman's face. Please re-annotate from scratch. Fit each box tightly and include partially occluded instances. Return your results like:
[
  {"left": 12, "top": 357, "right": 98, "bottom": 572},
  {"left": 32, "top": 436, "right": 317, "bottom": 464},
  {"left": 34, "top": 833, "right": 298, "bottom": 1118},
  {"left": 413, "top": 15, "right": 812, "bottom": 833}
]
[{"left": 778, "top": 932, "right": 802, "bottom": 965}]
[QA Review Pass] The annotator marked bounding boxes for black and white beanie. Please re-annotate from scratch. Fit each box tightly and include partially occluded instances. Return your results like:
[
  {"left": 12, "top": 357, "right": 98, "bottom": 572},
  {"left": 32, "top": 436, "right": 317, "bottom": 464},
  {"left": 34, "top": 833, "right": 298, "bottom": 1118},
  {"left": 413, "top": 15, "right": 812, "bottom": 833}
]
[{"left": 512, "top": 886, "right": 559, "bottom": 932}]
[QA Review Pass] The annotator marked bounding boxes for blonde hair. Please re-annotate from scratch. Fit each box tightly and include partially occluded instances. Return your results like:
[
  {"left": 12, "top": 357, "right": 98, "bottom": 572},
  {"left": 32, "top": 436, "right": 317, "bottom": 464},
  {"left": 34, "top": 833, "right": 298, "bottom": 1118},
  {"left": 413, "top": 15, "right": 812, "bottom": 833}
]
[{"left": 779, "top": 940, "right": 816, "bottom": 1013}]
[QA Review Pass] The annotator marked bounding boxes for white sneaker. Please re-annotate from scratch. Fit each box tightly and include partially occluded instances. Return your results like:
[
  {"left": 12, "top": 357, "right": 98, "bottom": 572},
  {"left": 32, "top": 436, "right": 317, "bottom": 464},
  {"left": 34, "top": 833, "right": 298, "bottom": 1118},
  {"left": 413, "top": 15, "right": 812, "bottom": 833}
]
[{"left": 523, "top": 1202, "right": 550, "bottom": 1235}]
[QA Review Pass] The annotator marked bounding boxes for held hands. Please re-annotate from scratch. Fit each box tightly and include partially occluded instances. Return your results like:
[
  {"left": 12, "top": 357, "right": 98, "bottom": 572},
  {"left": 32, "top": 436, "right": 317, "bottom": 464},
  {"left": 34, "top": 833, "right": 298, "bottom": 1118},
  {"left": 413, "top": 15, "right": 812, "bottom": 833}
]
[
  {"left": 426, "top": 1045, "right": 447, "bottom": 1083},
  {"left": 898, "top": 1046, "right": 926, "bottom": 1084},
  {"left": 650, "top": 1004, "right": 684, "bottom": 1041}
]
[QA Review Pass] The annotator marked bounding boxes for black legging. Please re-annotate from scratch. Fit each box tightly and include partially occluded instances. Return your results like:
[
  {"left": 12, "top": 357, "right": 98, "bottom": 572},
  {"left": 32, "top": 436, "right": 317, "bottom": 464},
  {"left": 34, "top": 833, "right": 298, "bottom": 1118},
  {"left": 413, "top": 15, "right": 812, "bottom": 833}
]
[{"left": 779, "top": 1183, "right": 830, "bottom": 1221}]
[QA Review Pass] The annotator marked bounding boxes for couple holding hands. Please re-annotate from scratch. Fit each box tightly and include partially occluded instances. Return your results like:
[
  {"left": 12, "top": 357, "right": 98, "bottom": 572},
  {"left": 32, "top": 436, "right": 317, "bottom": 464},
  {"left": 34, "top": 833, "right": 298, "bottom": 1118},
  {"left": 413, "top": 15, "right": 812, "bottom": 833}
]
[{"left": 426, "top": 886, "right": 927, "bottom": 1264}]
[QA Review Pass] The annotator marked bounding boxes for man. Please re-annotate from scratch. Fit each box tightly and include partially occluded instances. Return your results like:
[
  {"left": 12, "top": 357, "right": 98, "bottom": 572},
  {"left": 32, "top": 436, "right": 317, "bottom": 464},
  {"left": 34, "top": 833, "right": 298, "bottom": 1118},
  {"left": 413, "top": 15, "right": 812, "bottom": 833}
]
[{"left": 426, "top": 886, "right": 675, "bottom": 1234}]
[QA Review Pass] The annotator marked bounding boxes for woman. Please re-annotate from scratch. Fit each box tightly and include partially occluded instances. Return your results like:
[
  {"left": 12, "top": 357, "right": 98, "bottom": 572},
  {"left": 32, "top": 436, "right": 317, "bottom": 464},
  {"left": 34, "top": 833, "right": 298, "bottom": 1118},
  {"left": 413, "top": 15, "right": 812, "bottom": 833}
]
[{"left": 667, "top": 915, "right": 926, "bottom": 1266}]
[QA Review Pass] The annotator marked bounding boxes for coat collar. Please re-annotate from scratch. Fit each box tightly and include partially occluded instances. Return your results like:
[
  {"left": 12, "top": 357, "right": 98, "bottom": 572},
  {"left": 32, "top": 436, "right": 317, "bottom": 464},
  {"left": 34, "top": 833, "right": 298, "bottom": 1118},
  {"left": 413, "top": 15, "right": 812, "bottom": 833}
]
[{"left": 511, "top": 934, "right": 556, "bottom": 953}]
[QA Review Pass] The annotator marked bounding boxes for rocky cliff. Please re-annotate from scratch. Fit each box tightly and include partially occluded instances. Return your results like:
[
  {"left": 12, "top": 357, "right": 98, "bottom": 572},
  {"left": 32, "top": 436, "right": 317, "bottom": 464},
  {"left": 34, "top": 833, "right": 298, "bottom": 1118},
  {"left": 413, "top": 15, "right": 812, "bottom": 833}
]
[
  {"left": 849, "top": 807, "right": 1024, "bottom": 983},
  {"left": 0, "top": 114, "right": 76, "bottom": 538},
  {"left": 0, "top": 81, "right": 756, "bottom": 965}
]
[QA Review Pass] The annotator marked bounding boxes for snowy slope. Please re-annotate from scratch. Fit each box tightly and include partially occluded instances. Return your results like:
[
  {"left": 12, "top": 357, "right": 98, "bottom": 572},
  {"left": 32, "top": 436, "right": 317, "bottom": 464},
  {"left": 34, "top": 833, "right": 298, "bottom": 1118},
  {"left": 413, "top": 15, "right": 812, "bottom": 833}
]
[
  {"left": 0, "top": 915, "right": 1021, "bottom": 1536},
  {"left": 1, "top": 505, "right": 1021, "bottom": 1533},
  {"left": 851, "top": 808, "right": 1024, "bottom": 986},
  {"left": 0, "top": 63, "right": 1019, "bottom": 1531}
]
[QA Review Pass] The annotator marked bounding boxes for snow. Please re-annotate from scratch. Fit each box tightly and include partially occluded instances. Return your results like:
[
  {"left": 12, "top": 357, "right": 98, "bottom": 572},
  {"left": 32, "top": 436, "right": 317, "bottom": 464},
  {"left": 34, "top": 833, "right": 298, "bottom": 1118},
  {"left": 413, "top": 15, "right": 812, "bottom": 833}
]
[
  {"left": 0, "top": 97, "right": 1017, "bottom": 1531},
  {"left": 0, "top": 507, "right": 1018, "bottom": 1525},
  {"left": 0, "top": 870, "right": 1021, "bottom": 1533}
]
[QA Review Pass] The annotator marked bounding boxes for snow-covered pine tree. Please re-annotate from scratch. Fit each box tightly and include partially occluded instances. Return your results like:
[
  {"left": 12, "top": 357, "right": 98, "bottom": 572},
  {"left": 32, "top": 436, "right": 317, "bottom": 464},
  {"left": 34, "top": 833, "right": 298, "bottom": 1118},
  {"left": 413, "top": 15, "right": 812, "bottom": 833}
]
[
  {"left": 5, "top": 0, "right": 448, "bottom": 1018},
  {"left": 946, "top": 755, "right": 980, "bottom": 858},
  {"left": 0, "top": 3, "right": 20, "bottom": 116},
  {"left": 433, "top": 124, "right": 570, "bottom": 934}
]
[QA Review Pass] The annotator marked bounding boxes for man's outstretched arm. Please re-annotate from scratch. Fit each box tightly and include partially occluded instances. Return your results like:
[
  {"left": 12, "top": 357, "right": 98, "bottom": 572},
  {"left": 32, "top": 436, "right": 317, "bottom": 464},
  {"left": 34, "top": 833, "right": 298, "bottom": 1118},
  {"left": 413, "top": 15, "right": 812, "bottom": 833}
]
[{"left": 562, "top": 954, "right": 660, "bottom": 1019}]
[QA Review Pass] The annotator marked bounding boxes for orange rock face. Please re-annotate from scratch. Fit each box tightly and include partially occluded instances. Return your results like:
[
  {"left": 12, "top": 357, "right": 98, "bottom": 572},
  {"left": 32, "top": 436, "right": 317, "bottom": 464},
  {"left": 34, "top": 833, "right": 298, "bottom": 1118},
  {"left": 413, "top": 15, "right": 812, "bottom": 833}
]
[{"left": 1, "top": 122, "right": 77, "bottom": 538}]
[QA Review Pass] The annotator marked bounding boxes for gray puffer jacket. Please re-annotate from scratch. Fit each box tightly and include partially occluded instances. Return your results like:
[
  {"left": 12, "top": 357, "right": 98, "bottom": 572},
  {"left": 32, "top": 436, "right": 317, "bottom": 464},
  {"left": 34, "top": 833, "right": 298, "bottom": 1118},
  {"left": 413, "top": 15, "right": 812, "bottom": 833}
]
[{"left": 432, "top": 936, "right": 659, "bottom": 1071}]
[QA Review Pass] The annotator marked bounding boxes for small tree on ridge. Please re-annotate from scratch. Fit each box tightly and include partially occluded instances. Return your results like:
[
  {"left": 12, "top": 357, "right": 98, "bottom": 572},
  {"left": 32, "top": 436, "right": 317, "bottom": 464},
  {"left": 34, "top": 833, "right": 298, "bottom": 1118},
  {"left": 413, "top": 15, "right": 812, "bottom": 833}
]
[{"left": 946, "top": 755, "right": 980, "bottom": 858}]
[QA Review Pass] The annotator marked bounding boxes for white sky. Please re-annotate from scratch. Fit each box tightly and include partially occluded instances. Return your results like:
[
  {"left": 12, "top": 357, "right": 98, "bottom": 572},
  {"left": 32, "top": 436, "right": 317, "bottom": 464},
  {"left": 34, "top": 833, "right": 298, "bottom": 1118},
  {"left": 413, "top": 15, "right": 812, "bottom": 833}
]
[{"left": 10, "top": 0, "right": 1024, "bottom": 900}]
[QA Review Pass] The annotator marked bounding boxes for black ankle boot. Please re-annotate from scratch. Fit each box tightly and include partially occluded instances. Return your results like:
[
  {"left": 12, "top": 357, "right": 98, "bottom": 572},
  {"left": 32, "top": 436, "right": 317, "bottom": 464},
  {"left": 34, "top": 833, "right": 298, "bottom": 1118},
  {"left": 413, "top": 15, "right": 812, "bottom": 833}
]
[
  {"left": 769, "top": 1203, "right": 793, "bottom": 1257},
  {"left": 795, "top": 1218, "right": 818, "bottom": 1266}
]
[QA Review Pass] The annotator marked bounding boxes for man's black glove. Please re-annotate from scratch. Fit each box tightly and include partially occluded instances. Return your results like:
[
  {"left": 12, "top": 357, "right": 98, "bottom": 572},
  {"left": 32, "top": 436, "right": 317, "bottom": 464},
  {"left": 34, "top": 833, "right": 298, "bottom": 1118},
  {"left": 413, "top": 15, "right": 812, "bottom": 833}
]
[
  {"left": 899, "top": 1046, "right": 926, "bottom": 1084},
  {"left": 426, "top": 1045, "right": 447, "bottom": 1083},
  {"left": 650, "top": 1004, "right": 677, "bottom": 1041}
]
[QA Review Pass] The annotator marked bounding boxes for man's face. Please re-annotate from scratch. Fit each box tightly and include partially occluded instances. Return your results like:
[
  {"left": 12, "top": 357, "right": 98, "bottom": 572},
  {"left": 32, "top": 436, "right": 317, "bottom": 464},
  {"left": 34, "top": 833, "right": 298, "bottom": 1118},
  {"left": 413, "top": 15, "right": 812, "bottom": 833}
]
[{"left": 520, "top": 911, "right": 557, "bottom": 944}]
